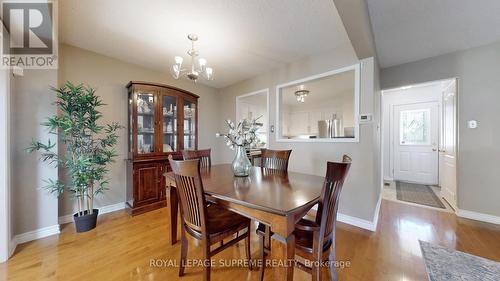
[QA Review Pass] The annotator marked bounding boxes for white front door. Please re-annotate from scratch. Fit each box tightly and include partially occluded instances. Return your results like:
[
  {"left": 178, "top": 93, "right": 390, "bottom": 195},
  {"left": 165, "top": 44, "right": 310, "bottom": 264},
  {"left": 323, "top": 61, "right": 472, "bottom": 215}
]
[
  {"left": 394, "top": 102, "right": 439, "bottom": 184},
  {"left": 440, "top": 81, "right": 457, "bottom": 209}
]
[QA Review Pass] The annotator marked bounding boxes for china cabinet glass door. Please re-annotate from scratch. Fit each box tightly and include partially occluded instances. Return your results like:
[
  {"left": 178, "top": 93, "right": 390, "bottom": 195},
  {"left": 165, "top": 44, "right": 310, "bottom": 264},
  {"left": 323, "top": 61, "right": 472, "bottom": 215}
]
[
  {"left": 161, "top": 95, "right": 177, "bottom": 152},
  {"left": 136, "top": 92, "right": 155, "bottom": 154},
  {"left": 183, "top": 98, "right": 197, "bottom": 150}
]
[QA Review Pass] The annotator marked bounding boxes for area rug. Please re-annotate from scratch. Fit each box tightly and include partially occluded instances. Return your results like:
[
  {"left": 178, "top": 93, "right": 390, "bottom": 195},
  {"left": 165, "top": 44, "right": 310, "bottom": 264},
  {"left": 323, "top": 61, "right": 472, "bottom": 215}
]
[
  {"left": 395, "top": 181, "right": 445, "bottom": 208},
  {"left": 419, "top": 241, "right": 500, "bottom": 281}
]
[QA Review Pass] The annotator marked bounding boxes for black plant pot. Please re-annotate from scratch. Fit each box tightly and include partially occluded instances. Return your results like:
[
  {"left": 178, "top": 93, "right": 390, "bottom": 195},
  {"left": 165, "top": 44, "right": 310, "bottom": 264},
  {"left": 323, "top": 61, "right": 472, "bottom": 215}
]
[{"left": 73, "top": 209, "right": 99, "bottom": 233}]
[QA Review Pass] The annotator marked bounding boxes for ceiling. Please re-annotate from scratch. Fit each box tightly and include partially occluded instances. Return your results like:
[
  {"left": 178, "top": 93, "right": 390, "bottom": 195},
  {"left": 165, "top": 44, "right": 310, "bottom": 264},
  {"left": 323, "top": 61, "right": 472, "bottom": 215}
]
[
  {"left": 367, "top": 0, "right": 500, "bottom": 68},
  {"left": 60, "top": 0, "right": 352, "bottom": 89},
  {"left": 282, "top": 70, "right": 354, "bottom": 106}
]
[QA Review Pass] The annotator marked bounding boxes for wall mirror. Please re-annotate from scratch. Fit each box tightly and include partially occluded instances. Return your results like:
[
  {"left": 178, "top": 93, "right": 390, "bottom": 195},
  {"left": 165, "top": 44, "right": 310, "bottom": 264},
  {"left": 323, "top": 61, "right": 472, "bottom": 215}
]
[{"left": 276, "top": 64, "right": 360, "bottom": 142}]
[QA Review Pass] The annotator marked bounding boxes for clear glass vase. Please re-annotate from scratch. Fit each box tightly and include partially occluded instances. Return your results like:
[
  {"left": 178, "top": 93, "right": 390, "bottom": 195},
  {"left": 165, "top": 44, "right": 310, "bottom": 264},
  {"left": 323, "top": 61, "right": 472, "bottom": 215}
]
[{"left": 232, "top": 146, "right": 252, "bottom": 177}]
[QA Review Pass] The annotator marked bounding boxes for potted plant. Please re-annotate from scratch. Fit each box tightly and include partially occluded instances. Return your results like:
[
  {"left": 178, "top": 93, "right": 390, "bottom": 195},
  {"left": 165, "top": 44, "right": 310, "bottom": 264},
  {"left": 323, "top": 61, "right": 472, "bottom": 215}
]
[
  {"left": 216, "top": 117, "right": 262, "bottom": 177},
  {"left": 28, "top": 82, "right": 121, "bottom": 232}
]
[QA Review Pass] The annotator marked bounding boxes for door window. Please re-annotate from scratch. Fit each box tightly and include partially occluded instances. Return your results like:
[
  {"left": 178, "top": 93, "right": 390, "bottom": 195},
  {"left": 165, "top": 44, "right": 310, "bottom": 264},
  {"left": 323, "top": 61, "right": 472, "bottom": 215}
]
[{"left": 399, "top": 109, "right": 430, "bottom": 145}]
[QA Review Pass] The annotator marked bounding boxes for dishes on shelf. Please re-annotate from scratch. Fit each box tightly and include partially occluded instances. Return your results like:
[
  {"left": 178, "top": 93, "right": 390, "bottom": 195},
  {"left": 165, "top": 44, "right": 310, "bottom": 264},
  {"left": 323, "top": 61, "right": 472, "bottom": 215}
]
[
  {"left": 137, "top": 96, "right": 153, "bottom": 114},
  {"left": 163, "top": 121, "right": 173, "bottom": 133},
  {"left": 184, "top": 105, "right": 195, "bottom": 118},
  {"left": 163, "top": 104, "right": 176, "bottom": 117}
]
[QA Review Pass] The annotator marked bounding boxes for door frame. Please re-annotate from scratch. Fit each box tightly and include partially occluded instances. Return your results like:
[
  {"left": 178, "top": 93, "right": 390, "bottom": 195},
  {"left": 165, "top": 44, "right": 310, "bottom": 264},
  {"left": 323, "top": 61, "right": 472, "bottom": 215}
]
[
  {"left": 380, "top": 78, "right": 459, "bottom": 211},
  {"left": 0, "top": 66, "right": 11, "bottom": 262},
  {"left": 439, "top": 79, "right": 459, "bottom": 209},
  {"left": 235, "top": 88, "right": 270, "bottom": 148}
]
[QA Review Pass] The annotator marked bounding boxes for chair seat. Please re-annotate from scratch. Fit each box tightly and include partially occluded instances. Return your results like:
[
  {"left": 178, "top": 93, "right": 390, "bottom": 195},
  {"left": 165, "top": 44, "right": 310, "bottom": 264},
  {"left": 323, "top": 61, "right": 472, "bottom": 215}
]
[
  {"left": 257, "top": 220, "right": 332, "bottom": 254},
  {"left": 205, "top": 204, "right": 250, "bottom": 242},
  {"left": 294, "top": 228, "right": 332, "bottom": 254}
]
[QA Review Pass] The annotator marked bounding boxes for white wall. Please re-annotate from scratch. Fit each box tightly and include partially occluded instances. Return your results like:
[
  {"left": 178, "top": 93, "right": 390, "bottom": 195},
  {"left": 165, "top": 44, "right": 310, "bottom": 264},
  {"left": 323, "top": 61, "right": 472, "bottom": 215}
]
[
  {"left": 216, "top": 45, "right": 382, "bottom": 223},
  {"left": 381, "top": 39, "right": 500, "bottom": 218},
  {"left": 382, "top": 83, "right": 443, "bottom": 180}
]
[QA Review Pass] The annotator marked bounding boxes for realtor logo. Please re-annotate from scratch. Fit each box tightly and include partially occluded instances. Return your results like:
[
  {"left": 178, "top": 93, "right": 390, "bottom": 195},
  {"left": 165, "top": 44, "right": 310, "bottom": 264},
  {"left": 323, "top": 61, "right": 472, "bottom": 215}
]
[{"left": 1, "top": 1, "right": 58, "bottom": 69}]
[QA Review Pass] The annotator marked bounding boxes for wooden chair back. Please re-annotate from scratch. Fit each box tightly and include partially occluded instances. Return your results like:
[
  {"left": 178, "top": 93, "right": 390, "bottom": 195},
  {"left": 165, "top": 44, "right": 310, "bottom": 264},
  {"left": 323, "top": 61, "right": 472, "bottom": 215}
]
[
  {"left": 260, "top": 149, "right": 292, "bottom": 171},
  {"left": 168, "top": 156, "right": 207, "bottom": 234},
  {"left": 182, "top": 149, "right": 212, "bottom": 168},
  {"left": 315, "top": 157, "right": 351, "bottom": 244}
]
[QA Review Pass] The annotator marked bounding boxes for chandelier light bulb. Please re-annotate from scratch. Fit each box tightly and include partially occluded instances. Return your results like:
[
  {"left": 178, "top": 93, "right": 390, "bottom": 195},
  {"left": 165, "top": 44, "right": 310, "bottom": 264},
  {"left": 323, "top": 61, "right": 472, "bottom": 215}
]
[
  {"left": 199, "top": 58, "right": 207, "bottom": 68},
  {"left": 206, "top": 67, "right": 213, "bottom": 79},
  {"left": 171, "top": 34, "right": 213, "bottom": 82},
  {"left": 175, "top": 56, "right": 183, "bottom": 65}
]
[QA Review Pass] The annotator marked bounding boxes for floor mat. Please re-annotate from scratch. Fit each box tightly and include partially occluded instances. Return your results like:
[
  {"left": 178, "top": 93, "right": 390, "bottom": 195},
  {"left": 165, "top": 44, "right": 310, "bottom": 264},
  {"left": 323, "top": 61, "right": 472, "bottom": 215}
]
[{"left": 396, "top": 181, "right": 445, "bottom": 209}]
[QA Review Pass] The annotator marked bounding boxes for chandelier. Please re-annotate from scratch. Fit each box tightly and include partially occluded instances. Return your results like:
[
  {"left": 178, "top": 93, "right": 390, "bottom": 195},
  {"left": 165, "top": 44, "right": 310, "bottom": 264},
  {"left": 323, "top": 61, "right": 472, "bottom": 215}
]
[
  {"left": 294, "top": 85, "right": 309, "bottom": 102},
  {"left": 171, "top": 34, "right": 214, "bottom": 82}
]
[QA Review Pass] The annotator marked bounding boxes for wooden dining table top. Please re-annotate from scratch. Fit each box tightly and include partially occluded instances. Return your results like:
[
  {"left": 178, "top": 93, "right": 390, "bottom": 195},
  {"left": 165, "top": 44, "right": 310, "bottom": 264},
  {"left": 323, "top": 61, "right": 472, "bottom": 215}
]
[{"left": 165, "top": 164, "right": 325, "bottom": 216}]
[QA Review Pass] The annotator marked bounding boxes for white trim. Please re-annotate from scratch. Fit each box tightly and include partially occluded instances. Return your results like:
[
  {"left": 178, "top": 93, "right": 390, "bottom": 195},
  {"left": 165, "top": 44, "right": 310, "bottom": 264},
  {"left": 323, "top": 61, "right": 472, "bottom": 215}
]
[
  {"left": 9, "top": 239, "right": 17, "bottom": 258},
  {"left": 0, "top": 64, "right": 11, "bottom": 262},
  {"left": 58, "top": 202, "right": 126, "bottom": 225},
  {"left": 275, "top": 63, "right": 360, "bottom": 143},
  {"left": 457, "top": 209, "right": 500, "bottom": 226},
  {"left": 235, "top": 88, "right": 270, "bottom": 148},
  {"left": 337, "top": 213, "right": 376, "bottom": 232},
  {"left": 371, "top": 196, "right": 382, "bottom": 231},
  {"left": 337, "top": 196, "right": 381, "bottom": 232},
  {"left": 13, "top": 224, "right": 60, "bottom": 245},
  {"left": 311, "top": 197, "right": 381, "bottom": 232}
]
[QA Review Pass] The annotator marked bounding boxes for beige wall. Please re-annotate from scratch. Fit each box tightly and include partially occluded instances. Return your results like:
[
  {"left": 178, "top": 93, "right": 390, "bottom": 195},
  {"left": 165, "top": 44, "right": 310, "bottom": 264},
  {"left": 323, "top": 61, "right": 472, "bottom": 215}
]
[
  {"left": 11, "top": 69, "right": 59, "bottom": 235},
  {"left": 58, "top": 44, "right": 220, "bottom": 217},
  {"left": 381, "top": 40, "right": 500, "bottom": 217},
  {"left": 215, "top": 44, "right": 382, "bottom": 222}
]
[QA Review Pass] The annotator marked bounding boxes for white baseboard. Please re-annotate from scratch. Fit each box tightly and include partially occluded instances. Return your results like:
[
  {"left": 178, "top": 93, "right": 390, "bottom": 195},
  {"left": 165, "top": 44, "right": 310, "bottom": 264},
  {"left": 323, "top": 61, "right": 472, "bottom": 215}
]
[
  {"left": 13, "top": 224, "right": 60, "bottom": 245},
  {"left": 337, "top": 196, "right": 381, "bottom": 232},
  {"left": 58, "top": 202, "right": 126, "bottom": 225},
  {"left": 337, "top": 213, "right": 377, "bottom": 232},
  {"left": 457, "top": 209, "right": 500, "bottom": 225},
  {"left": 371, "top": 196, "right": 382, "bottom": 231},
  {"left": 9, "top": 238, "right": 17, "bottom": 258}
]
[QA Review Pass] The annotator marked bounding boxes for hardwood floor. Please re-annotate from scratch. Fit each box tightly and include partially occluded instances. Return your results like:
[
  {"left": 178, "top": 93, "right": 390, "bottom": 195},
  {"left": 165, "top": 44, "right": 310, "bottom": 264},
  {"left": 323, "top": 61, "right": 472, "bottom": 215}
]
[{"left": 2, "top": 199, "right": 500, "bottom": 280}]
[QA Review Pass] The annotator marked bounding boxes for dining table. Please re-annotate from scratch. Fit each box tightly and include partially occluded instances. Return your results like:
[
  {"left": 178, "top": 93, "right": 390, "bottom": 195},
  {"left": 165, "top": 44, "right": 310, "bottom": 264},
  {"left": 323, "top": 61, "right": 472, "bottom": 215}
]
[{"left": 164, "top": 164, "right": 325, "bottom": 281}]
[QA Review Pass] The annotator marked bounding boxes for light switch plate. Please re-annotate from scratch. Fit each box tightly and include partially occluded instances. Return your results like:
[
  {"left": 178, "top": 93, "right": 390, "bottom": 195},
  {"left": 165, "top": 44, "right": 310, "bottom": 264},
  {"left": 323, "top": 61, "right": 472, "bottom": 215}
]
[{"left": 468, "top": 120, "right": 478, "bottom": 129}]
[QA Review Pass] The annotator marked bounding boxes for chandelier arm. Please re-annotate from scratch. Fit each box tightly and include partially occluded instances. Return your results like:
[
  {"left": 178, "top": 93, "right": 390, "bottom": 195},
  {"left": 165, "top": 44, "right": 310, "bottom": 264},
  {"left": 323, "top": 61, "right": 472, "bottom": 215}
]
[{"left": 172, "top": 33, "right": 212, "bottom": 82}]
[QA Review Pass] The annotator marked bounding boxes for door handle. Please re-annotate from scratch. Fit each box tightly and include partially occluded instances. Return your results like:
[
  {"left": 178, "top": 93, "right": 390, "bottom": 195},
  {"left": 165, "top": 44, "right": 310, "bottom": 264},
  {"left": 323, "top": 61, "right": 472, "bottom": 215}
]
[
  {"left": 439, "top": 149, "right": 446, "bottom": 153},
  {"left": 432, "top": 148, "right": 437, "bottom": 151}
]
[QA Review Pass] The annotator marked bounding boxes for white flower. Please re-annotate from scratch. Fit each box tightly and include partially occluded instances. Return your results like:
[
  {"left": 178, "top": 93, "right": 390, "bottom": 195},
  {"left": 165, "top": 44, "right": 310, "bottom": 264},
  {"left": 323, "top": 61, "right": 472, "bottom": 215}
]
[{"left": 219, "top": 118, "right": 262, "bottom": 150}]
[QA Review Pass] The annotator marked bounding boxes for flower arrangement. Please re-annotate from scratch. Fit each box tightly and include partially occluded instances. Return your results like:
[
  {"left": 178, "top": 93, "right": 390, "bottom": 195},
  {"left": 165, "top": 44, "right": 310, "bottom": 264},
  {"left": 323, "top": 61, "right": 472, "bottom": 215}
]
[
  {"left": 216, "top": 116, "right": 263, "bottom": 149},
  {"left": 216, "top": 116, "right": 263, "bottom": 176}
]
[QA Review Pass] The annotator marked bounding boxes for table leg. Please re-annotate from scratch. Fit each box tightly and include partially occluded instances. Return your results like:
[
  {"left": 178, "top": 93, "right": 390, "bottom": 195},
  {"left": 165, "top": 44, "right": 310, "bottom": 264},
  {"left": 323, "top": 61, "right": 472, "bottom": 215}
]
[
  {"left": 166, "top": 185, "right": 178, "bottom": 245},
  {"left": 271, "top": 232, "right": 295, "bottom": 281}
]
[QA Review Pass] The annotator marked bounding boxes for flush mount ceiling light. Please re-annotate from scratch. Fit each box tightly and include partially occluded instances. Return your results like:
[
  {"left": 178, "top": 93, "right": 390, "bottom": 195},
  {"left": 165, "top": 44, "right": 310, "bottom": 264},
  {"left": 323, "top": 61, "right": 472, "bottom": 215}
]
[
  {"left": 171, "top": 34, "right": 214, "bottom": 82},
  {"left": 294, "top": 85, "right": 309, "bottom": 102}
]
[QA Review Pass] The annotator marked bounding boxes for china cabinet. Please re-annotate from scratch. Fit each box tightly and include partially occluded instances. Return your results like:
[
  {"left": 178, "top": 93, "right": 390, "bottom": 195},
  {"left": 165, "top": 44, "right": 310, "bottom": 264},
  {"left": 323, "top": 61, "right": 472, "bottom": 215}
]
[{"left": 126, "top": 81, "right": 198, "bottom": 215}]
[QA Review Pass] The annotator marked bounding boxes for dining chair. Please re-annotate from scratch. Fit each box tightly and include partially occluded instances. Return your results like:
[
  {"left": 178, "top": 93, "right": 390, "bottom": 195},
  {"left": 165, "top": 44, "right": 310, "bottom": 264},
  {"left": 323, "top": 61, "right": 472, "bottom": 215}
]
[
  {"left": 260, "top": 148, "right": 292, "bottom": 171},
  {"left": 181, "top": 148, "right": 212, "bottom": 167},
  {"left": 168, "top": 156, "right": 252, "bottom": 281},
  {"left": 256, "top": 149, "right": 292, "bottom": 280},
  {"left": 258, "top": 155, "right": 351, "bottom": 281}
]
